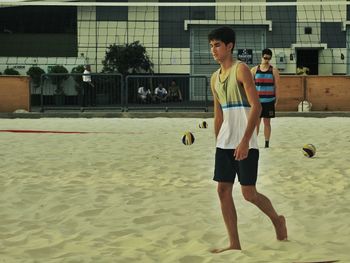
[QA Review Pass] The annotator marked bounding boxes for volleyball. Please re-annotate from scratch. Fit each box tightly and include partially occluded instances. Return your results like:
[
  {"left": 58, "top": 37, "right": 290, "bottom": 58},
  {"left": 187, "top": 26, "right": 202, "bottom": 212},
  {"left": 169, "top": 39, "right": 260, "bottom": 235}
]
[
  {"left": 199, "top": 121, "right": 208, "bottom": 129},
  {"left": 182, "top": 132, "right": 195, "bottom": 145},
  {"left": 302, "top": 144, "right": 316, "bottom": 158}
]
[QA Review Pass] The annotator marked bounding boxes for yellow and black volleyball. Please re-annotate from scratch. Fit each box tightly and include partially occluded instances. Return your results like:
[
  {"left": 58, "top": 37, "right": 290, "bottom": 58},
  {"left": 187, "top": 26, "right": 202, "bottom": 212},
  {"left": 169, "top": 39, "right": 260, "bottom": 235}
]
[
  {"left": 182, "top": 132, "right": 195, "bottom": 145},
  {"left": 302, "top": 144, "right": 316, "bottom": 158},
  {"left": 199, "top": 121, "right": 208, "bottom": 129}
]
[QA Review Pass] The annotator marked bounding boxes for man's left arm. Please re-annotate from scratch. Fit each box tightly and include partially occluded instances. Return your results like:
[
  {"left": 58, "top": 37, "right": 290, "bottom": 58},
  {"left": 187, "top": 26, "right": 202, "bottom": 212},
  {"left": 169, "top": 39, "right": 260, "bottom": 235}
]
[
  {"left": 235, "top": 63, "right": 262, "bottom": 161},
  {"left": 273, "top": 67, "right": 281, "bottom": 106}
]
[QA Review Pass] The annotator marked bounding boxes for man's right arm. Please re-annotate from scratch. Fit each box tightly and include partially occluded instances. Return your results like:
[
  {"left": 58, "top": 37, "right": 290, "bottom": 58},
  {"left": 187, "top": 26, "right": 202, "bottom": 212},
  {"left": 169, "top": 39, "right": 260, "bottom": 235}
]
[{"left": 210, "top": 73, "right": 223, "bottom": 139}]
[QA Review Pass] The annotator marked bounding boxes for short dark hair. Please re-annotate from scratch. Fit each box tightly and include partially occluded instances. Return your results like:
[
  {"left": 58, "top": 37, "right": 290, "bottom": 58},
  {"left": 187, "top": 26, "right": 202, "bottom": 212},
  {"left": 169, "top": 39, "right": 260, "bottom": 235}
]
[
  {"left": 262, "top": 48, "right": 272, "bottom": 57},
  {"left": 208, "top": 27, "right": 236, "bottom": 53}
]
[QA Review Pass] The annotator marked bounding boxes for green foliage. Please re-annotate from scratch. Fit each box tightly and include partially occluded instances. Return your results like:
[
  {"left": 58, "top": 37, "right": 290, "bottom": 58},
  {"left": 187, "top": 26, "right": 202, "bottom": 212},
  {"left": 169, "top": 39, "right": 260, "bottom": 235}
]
[
  {"left": 71, "top": 65, "right": 85, "bottom": 94},
  {"left": 26, "top": 66, "right": 45, "bottom": 87},
  {"left": 102, "top": 41, "right": 153, "bottom": 75},
  {"left": 71, "top": 65, "right": 85, "bottom": 75},
  {"left": 49, "top": 65, "right": 69, "bottom": 75},
  {"left": 48, "top": 65, "right": 69, "bottom": 95},
  {"left": 4, "top": 68, "right": 20, "bottom": 75},
  {"left": 297, "top": 67, "right": 309, "bottom": 75}
]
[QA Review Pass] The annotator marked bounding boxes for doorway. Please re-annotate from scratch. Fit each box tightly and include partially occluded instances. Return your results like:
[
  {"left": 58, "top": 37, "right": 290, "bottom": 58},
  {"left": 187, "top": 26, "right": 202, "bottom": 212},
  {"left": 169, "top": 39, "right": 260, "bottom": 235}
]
[{"left": 296, "top": 49, "right": 319, "bottom": 75}]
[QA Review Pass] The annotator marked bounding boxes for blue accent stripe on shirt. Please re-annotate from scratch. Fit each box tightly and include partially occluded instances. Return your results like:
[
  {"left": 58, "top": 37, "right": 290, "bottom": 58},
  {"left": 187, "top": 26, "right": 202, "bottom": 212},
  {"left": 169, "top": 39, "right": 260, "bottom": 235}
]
[
  {"left": 255, "top": 73, "right": 273, "bottom": 79},
  {"left": 260, "top": 98, "right": 275, "bottom": 103},
  {"left": 221, "top": 103, "right": 250, "bottom": 109},
  {"left": 256, "top": 86, "right": 274, "bottom": 92}
]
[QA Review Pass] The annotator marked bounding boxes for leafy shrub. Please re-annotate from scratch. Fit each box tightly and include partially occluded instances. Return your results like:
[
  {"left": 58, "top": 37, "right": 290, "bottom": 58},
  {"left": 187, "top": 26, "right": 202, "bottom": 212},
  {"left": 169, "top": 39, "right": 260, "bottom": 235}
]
[
  {"left": 102, "top": 41, "right": 153, "bottom": 75},
  {"left": 4, "top": 68, "right": 20, "bottom": 75},
  {"left": 27, "top": 66, "right": 45, "bottom": 87},
  {"left": 48, "top": 65, "right": 69, "bottom": 94},
  {"left": 71, "top": 65, "right": 85, "bottom": 94}
]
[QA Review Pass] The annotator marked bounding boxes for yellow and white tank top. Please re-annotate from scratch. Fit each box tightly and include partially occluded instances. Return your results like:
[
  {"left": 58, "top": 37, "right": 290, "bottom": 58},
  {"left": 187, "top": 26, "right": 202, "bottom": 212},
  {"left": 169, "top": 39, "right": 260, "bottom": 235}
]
[{"left": 214, "top": 61, "right": 259, "bottom": 149}]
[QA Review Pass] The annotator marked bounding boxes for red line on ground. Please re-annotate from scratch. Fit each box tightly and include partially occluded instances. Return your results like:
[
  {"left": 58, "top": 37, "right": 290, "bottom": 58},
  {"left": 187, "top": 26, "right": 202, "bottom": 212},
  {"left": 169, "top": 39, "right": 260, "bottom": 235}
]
[
  {"left": 0, "top": 129, "right": 144, "bottom": 135},
  {"left": 0, "top": 129, "right": 98, "bottom": 134}
]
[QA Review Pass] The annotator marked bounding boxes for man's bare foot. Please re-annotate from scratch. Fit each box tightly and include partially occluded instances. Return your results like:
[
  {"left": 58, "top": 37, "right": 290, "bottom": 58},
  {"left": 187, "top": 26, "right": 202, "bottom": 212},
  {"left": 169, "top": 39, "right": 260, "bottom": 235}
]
[
  {"left": 210, "top": 246, "right": 241, "bottom": 253},
  {"left": 275, "top": 215, "right": 288, "bottom": 241}
]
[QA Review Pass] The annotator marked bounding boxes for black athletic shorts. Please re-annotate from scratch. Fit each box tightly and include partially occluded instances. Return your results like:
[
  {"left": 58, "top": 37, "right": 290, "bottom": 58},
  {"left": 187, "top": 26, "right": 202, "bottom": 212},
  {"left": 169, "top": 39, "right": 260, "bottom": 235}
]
[
  {"left": 213, "top": 148, "right": 259, "bottom": 185},
  {"left": 260, "top": 101, "right": 275, "bottom": 118}
]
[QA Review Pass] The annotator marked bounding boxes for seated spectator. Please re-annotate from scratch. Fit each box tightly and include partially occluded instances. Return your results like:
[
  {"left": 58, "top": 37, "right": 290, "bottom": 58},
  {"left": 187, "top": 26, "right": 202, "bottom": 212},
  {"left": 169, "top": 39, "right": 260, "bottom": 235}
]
[
  {"left": 168, "top": 80, "right": 183, "bottom": 102},
  {"left": 137, "top": 86, "right": 152, "bottom": 103},
  {"left": 154, "top": 83, "right": 168, "bottom": 103}
]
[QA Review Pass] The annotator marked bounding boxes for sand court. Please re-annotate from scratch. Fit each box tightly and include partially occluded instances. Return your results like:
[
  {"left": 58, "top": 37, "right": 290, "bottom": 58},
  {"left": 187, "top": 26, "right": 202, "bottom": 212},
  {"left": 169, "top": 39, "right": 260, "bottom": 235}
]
[{"left": 0, "top": 117, "right": 349, "bottom": 262}]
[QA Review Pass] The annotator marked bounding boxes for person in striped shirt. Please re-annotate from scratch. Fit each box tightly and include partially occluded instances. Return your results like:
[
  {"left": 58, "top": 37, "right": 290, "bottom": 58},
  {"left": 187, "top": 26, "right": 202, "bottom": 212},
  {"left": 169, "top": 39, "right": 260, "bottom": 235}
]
[{"left": 251, "top": 49, "right": 281, "bottom": 148}]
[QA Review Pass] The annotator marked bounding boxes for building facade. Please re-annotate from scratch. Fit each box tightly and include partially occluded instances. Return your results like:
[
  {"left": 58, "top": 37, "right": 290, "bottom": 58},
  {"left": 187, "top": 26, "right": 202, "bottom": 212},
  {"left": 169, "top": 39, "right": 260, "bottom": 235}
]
[{"left": 0, "top": 0, "right": 349, "bottom": 77}]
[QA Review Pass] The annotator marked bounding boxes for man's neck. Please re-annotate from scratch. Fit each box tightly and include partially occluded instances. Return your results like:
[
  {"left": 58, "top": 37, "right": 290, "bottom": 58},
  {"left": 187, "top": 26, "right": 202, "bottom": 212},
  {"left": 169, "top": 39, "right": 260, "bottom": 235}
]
[
  {"left": 260, "top": 63, "right": 270, "bottom": 69},
  {"left": 220, "top": 58, "right": 234, "bottom": 75}
]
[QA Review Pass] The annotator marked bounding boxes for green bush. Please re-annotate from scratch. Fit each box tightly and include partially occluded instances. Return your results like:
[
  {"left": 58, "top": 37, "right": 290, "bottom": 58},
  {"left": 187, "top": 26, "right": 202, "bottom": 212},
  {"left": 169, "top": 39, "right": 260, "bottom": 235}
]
[
  {"left": 4, "top": 68, "right": 20, "bottom": 75},
  {"left": 27, "top": 66, "right": 45, "bottom": 87},
  {"left": 71, "top": 65, "right": 85, "bottom": 94},
  {"left": 102, "top": 41, "right": 153, "bottom": 75},
  {"left": 71, "top": 65, "right": 85, "bottom": 75},
  {"left": 48, "top": 65, "right": 69, "bottom": 95}
]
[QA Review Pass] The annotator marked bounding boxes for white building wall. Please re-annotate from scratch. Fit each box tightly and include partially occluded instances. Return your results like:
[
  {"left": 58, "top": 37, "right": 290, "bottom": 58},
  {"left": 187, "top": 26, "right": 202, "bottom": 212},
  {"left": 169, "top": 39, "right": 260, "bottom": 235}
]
[
  {"left": 0, "top": 2, "right": 348, "bottom": 76},
  {"left": 216, "top": 0, "right": 266, "bottom": 21}
]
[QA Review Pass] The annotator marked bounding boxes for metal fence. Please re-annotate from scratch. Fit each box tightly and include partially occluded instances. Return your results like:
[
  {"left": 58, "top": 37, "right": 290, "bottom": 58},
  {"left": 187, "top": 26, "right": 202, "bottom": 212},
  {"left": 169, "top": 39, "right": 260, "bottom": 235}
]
[
  {"left": 125, "top": 75, "right": 209, "bottom": 112},
  {"left": 32, "top": 73, "right": 209, "bottom": 112},
  {"left": 36, "top": 73, "right": 123, "bottom": 112}
]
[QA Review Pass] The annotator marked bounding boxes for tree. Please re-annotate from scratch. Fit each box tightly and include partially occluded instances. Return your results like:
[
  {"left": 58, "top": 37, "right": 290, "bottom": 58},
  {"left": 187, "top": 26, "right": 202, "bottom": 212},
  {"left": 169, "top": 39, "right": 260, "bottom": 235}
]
[{"left": 102, "top": 41, "right": 153, "bottom": 75}]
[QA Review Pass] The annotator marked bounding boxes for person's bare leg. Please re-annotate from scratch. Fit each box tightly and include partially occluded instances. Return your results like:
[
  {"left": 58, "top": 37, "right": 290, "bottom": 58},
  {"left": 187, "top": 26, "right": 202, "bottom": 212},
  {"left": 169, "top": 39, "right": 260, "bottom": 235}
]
[
  {"left": 256, "top": 118, "right": 262, "bottom": 135},
  {"left": 263, "top": 118, "right": 271, "bottom": 147},
  {"left": 211, "top": 182, "right": 242, "bottom": 253},
  {"left": 241, "top": 185, "right": 287, "bottom": 241}
]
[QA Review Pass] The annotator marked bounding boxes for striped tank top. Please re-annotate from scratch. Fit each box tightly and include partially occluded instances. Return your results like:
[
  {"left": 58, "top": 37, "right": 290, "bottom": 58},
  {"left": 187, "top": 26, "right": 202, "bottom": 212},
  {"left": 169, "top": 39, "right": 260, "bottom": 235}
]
[
  {"left": 254, "top": 65, "right": 276, "bottom": 103},
  {"left": 214, "top": 61, "right": 258, "bottom": 150}
]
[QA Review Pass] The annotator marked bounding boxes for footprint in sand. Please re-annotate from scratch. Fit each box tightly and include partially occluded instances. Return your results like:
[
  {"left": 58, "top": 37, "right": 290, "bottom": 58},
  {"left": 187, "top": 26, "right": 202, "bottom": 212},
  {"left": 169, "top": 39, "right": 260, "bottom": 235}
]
[
  {"left": 48, "top": 204, "right": 70, "bottom": 213},
  {"left": 179, "top": 255, "right": 204, "bottom": 263},
  {"left": 76, "top": 208, "right": 104, "bottom": 217},
  {"left": 133, "top": 215, "right": 158, "bottom": 224}
]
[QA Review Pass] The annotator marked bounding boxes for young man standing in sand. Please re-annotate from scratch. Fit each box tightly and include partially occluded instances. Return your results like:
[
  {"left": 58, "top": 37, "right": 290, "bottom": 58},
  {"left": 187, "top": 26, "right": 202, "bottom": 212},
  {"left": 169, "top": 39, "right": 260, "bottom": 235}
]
[
  {"left": 208, "top": 27, "right": 287, "bottom": 252},
  {"left": 251, "top": 48, "right": 280, "bottom": 148}
]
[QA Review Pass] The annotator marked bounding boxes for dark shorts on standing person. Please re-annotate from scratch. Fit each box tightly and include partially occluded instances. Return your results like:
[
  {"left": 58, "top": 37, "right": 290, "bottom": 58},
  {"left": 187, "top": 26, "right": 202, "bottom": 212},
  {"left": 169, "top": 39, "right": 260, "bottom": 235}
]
[
  {"left": 260, "top": 101, "right": 275, "bottom": 118},
  {"left": 213, "top": 148, "right": 259, "bottom": 185}
]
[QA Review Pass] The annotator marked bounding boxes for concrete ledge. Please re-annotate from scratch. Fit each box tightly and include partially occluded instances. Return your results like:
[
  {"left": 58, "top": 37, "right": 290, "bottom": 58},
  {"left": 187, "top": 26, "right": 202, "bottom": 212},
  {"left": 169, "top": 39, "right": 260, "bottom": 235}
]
[
  {"left": 275, "top": 111, "right": 350, "bottom": 118},
  {"left": 1, "top": 111, "right": 350, "bottom": 119},
  {"left": 0, "top": 111, "right": 214, "bottom": 119}
]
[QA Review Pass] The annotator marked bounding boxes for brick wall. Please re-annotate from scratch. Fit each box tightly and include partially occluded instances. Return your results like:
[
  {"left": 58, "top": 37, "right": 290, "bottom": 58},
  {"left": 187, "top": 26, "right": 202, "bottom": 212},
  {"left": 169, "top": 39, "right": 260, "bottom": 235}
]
[{"left": 0, "top": 76, "right": 30, "bottom": 112}]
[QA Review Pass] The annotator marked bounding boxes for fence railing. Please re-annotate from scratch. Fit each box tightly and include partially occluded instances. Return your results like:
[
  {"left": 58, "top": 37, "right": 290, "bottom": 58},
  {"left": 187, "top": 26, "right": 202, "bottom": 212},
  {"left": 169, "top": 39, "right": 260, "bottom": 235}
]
[
  {"left": 37, "top": 73, "right": 123, "bottom": 112},
  {"left": 33, "top": 73, "right": 209, "bottom": 112},
  {"left": 125, "top": 75, "right": 209, "bottom": 112}
]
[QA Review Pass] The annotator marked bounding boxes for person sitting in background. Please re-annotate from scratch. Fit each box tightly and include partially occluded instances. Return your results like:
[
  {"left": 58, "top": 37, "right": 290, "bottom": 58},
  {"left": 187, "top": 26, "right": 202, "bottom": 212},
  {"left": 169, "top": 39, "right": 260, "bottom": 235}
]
[
  {"left": 154, "top": 83, "right": 168, "bottom": 103},
  {"left": 137, "top": 86, "right": 152, "bottom": 103},
  {"left": 168, "top": 80, "right": 183, "bottom": 102}
]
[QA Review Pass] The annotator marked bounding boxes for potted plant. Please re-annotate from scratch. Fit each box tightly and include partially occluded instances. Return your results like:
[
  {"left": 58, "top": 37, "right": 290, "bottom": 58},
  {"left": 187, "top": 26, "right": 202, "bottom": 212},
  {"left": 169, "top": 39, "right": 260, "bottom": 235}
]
[
  {"left": 71, "top": 65, "right": 85, "bottom": 94},
  {"left": 71, "top": 65, "right": 85, "bottom": 105},
  {"left": 27, "top": 66, "right": 45, "bottom": 88},
  {"left": 296, "top": 67, "right": 309, "bottom": 75},
  {"left": 48, "top": 65, "right": 69, "bottom": 105},
  {"left": 4, "top": 68, "right": 20, "bottom": 75}
]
